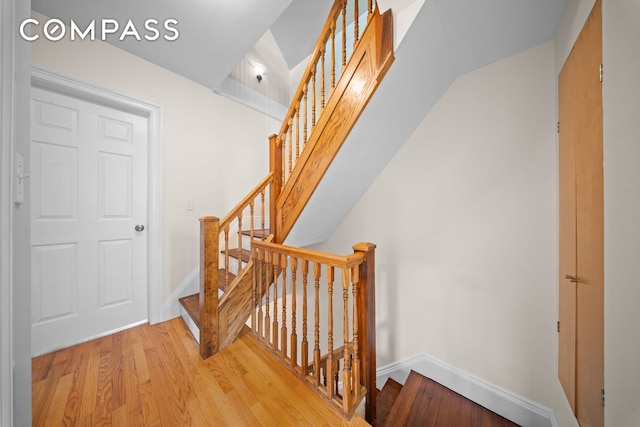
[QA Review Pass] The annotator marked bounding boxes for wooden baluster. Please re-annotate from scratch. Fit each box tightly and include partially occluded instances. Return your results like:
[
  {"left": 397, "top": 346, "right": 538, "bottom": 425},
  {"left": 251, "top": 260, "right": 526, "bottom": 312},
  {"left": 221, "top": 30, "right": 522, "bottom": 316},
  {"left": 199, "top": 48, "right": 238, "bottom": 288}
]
[
  {"left": 264, "top": 250, "right": 271, "bottom": 345},
  {"left": 342, "top": 0, "right": 347, "bottom": 69},
  {"left": 313, "top": 262, "right": 321, "bottom": 386},
  {"left": 326, "top": 266, "right": 335, "bottom": 398},
  {"left": 301, "top": 260, "right": 309, "bottom": 376},
  {"left": 279, "top": 135, "right": 285, "bottom": 185},
  {"left": 303, "top": 85, "right": 308, "bottom": 148},
  {"left": 351, "top": 265, "right": 361, "bottom": 400},
  {"left": 224, "top": 226, "right": 230, "bottom": 289},
  {"left": 321, "top": 47, "right": 326, "bottom": 111},
  {"left": 295, "top": 103, "right": 300, "bottom": 161},
  {"left": 331, "top": 23, "right": 336, "bottom": 89},
  {"left": 256, "top": 248, "right": 264, "bottom": 339},
  {"left": 249, "top": 200, "right": 255, "bottom": 240},
  {"left": 311, "top": 67, "right": 317, "bottom": 130},
  {"left": 342, "top": 268, "right": 352, "bottom": 410},
  {"left": 287, "top": 118, "right": 293, "bottom": 178},
  {"left": 272, "top": 252, "right": 279, "bottom": 351},
  {"left": 260, "top": 189, "right": 266, "bottom": 238},
  {"left": 354, "top": 0, "right": 360, "bottom": 45},
  {"left": 237, "top": 216, "right": 243, "bottom": 275},
  {"left": 290, "top": 257, "right": 298, "bottom": 368},
  {"left": 281, "top": 254, "right": 288, "bottom": 358},
  {"left": 251, "top": 247, "right": 258, "bottom": 332},
  {"left": 369, "top": 0, "right": 373, "bottom": 16}
]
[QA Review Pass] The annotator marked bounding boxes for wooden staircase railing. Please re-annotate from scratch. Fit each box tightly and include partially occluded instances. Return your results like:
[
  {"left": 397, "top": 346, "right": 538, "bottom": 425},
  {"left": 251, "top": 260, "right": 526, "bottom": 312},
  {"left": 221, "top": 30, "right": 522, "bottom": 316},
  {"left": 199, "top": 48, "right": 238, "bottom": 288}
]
[
  {"left": 197, "top": 174, "right": 273, "bottom": 358},
  {"left": 271, "top": 1, "right": 394, "bottom": 241},
  {"left": 183, "top": 0, "right": 392, "bottom": 422},
  {"left": 250, "top": 240, "right": 377, "bottom": 420},
  {"left": 276, "top": 0, "right": 378, "bottom": 187}
]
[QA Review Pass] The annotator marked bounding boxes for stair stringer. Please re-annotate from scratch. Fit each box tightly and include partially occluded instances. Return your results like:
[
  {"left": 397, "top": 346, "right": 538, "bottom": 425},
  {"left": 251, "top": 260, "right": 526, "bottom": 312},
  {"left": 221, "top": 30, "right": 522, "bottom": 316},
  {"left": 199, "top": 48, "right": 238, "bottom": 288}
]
[
  {"left": 274, "top": 7, "right": 395, "bottom": 243},
  {"left": 286, "top": 0, "right": 457, "bottom": 247},
  {"left": 217, "top": 260, "right": 255, "bottom": 350}
]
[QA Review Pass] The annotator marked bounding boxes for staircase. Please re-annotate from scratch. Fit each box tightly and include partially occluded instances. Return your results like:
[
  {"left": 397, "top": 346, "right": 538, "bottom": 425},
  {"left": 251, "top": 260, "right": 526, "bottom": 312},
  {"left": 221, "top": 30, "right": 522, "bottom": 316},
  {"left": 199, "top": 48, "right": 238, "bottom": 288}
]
[
  {"left": 179, "top": 0, "right": 394, "bottom": 423},
  {"left": 375, "top": 371, "right": 521, "bottom": 426}
]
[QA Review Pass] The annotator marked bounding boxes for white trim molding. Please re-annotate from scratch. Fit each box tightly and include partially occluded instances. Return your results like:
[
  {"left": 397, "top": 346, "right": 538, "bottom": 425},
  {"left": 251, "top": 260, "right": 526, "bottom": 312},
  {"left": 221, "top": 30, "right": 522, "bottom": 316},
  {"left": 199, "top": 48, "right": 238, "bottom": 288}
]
[
  {"left": 376, "top": 353, "right": 558, "bottom": 427},
  {"left": 163, "top": 266, "right": 200, "bottom": 321},
  {"left": 29, "top": 66, "right": 164, "bottom": 325},
  {"left": 1, "top": 0, "right": 17, "bottom": 423}
]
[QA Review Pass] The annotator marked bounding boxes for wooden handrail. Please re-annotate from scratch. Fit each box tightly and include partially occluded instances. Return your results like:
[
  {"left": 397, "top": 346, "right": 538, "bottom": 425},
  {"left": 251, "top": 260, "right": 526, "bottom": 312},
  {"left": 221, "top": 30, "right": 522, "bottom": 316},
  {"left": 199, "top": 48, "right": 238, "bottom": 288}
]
[
  {"left": 272, "top": 4, "right": 394, "bottom": 242},
  {"left": 220, "top": 172, "right": 274, "bottom": 231},
  {"left": 252, "top": 240, "right": 364, "bottom": 269},
  {"left": 274, "top": 0, "right": 383, "bottom": 196},
  {"left": 277, "top": 0, "right": 345, "bottom": 139}
]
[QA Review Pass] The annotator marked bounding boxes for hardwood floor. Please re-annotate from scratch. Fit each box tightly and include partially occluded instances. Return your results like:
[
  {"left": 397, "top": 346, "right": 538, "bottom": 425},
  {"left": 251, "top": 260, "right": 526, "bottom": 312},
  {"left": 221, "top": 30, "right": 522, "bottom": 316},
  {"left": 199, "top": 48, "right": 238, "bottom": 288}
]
[
  {"left": 377, "top": 371, "right": 520, "bottom": 427},
  {"left": 32, "top": 318, "right": 370, "bottom": 426},
  {"left": 33, "top": 318, "right": 520, "bottom": 426}
]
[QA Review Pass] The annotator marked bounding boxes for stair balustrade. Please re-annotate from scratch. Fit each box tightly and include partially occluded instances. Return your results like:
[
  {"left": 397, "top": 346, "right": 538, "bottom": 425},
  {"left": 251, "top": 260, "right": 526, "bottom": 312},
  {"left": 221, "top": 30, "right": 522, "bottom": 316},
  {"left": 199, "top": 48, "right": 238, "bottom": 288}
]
[
  {"left": 197, "top": 174, "right": 273, "bottom": 358},
  {"left": 186, "top": 0, "right": 392, "bottom": 422},
  {"left": 277, "top": 0, "right": 378, "bottom": 187},
  {"left": 250, "top": 241, "right": 377, "bottom": 420},
  {"left": 272, "top": 0, "right": 394, "bottom": 241}
]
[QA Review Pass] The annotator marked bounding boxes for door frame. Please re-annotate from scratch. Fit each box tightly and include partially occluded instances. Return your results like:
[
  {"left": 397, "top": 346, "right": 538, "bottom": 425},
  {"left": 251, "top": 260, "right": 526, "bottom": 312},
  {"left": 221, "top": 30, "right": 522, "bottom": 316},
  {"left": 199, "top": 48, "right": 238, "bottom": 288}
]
[{"left": 30, "top": 65, "right": 164, "bottom": 326}]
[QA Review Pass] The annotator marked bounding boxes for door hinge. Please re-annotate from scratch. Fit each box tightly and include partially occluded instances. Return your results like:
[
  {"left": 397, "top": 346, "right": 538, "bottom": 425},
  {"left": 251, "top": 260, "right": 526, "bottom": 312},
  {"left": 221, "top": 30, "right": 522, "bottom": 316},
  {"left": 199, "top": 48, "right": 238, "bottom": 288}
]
[
  {"left": 557, "top": 321, "right": 560, "bottom": 333},
  {"left": 557, "top": 121, "right": 560, "bottom": 134},
  {"left": 601, "top": 389, "right": 605, "bottom": 407},
  {"left": 599, "top": 64, "right": 603, "bottom": 82}
]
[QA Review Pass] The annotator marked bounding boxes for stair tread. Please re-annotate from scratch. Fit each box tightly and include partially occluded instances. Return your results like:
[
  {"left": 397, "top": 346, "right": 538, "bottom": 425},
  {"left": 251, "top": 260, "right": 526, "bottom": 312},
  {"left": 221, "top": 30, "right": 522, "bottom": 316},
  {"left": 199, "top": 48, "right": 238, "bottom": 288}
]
[
  {"left": 375, "top": 377, "right": 403, "bottom": 427},
  {"left": 221, "top": 248, "right": 251, "bottom": 263},
  {"left": 218, "top": 269, "right": 236, "bottom": 292},
  {"left": 179, "top": 269, "right": 236, "bottom": 326},
  {"left": 240, "top": 229, "right": 271, "bottom": 238},
  {"left": 382, "top": 370, "right": 520, "bottom": 427},
  {"left": 178, "top": 293, "right": 200, "bottom": 328}
]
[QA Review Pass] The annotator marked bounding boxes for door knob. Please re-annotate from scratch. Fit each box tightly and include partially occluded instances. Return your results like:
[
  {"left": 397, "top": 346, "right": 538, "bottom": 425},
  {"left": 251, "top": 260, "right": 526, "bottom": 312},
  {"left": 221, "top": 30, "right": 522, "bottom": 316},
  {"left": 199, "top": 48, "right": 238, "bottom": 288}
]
[{"left": 135, "top": 225, "right": 145, "bottom": 232}]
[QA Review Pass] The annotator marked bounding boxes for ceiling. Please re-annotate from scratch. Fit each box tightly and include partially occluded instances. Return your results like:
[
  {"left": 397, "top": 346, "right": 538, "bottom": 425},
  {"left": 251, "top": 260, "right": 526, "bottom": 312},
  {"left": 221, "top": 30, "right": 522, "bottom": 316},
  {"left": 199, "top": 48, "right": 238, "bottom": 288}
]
[
  {"left": 30, "top": 0, "right": 327, "bottom": 92},
  {"left": 31, "top": 0, "right": 567, "bottom": 113}
]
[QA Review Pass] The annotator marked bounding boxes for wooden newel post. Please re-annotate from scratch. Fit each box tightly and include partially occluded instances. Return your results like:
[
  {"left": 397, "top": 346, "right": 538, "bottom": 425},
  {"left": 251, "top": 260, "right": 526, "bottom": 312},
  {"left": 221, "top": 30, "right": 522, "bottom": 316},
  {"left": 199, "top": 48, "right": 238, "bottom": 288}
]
[
  {"left": 269, "top": 134, "right": 282, "bottom": 242},
  {"left": 200, "top": 216, "right": 220, "bottom": 359},
  {"left": 353, "top": 242, "right": 376, "bottom": 424}
]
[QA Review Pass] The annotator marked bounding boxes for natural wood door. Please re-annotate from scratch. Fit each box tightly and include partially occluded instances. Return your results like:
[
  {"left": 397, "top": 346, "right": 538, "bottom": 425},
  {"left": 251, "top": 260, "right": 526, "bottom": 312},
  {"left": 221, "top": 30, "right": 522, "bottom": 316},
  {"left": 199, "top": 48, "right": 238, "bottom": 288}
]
[
  {"left": 30, "top": 86, "right": 149, "bottom": 356},
  {"left": 558, "top": 1, "right": 604, "bottom": 426}
]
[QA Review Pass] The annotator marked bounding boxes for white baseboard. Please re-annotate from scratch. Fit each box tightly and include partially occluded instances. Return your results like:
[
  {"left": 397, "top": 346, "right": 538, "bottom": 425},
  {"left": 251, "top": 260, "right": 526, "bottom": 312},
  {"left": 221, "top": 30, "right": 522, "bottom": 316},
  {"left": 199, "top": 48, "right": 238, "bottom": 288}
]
[
  {"left": 162, "top": 266, "right": 200, "bottom": 321},
  {"left": 376, "top": 353, "right": 558, "bottom": 427}
]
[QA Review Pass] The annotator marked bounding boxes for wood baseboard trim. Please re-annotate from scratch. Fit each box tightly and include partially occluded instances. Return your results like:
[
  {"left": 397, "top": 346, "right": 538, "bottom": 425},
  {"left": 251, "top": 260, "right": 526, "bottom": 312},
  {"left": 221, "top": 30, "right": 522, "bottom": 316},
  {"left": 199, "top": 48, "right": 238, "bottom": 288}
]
[{"left": 376, "top": 353, "right": 558, "bottom": 427}]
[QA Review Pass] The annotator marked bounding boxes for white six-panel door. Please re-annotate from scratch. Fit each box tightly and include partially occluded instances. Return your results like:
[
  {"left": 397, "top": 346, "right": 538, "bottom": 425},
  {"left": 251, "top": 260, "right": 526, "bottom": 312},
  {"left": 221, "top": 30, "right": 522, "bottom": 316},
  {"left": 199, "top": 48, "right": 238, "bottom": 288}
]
[{"left": 30, "top": 86, "right": 149, "bottom": 356}]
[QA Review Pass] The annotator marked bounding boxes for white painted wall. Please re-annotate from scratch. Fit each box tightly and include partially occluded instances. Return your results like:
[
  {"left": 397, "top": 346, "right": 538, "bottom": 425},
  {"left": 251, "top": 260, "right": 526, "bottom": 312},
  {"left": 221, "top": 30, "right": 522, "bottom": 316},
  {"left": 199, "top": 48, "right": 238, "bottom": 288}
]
[
  {"left": 602, "top": 0, "right": 640, "bottom": 425},
  {"left": 30, "top": 11, "right": 281, "bottom": 305},
  {"left": 311, "top": 41, "right": 580, "bottom": 425}
]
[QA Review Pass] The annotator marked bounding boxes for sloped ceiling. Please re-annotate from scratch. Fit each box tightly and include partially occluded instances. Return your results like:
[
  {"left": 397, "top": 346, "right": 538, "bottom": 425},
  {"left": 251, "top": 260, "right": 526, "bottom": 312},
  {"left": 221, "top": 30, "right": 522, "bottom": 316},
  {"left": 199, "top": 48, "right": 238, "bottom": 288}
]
[
  {"left": 286, "top": 0, "right": 567, "bottom": 246},
  {"left": 31, "top": 0, "right": 294, "bottom": 90}
]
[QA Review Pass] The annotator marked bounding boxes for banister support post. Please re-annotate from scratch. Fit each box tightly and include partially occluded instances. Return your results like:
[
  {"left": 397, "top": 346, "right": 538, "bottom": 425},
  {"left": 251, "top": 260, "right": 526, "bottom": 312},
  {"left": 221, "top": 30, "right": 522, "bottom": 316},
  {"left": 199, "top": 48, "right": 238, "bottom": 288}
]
[
  {"left": 269, "top": 134, "right": 282, "bottom": 242},
  {"left": 200, "top": 216, "right": 220, "bottom": 358},
  {"left": 353, "top": 242, "right": 377, "bottom": 424}
]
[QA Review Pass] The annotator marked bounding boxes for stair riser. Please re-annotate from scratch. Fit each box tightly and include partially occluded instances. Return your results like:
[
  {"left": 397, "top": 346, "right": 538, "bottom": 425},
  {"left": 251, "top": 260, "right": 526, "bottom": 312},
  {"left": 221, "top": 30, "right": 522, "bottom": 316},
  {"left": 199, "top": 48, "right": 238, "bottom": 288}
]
[{"left": 180, "top": 305, "right": 200, "bottom": 344}]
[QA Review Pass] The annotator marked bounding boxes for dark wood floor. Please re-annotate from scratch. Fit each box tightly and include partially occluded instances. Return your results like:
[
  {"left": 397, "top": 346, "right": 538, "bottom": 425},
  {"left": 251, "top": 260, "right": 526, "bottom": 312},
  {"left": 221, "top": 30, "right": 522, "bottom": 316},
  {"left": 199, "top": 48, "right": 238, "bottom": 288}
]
[
  {"left": 32, "top": 318, "right": 520, "bottom": 426},
  {"left": 377, "top": 371, "right": 520, "bottom": 427}
]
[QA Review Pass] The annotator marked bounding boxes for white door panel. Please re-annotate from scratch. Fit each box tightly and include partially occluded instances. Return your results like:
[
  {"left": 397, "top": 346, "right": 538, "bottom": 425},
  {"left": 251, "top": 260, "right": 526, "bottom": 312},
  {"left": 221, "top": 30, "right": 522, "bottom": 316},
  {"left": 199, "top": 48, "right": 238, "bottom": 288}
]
[{"left": 31, "top": 87, "right": 149, "bottom": 355}]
